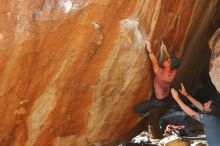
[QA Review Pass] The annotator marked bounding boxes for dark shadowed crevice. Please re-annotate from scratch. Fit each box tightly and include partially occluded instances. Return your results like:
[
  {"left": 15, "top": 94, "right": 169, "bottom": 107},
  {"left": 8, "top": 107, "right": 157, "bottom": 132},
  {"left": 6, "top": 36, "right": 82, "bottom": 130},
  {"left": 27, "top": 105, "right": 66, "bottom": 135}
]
[{"left": 173, "top": 0, "right": 220, "bottom": 92}]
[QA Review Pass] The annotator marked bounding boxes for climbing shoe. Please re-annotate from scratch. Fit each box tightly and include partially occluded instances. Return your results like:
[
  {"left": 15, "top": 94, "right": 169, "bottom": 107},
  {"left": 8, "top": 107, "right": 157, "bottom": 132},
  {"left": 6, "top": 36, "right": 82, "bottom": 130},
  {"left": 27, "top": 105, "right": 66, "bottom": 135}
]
[{"left": 139, "top": 112, "right": 150, "bottom": 118}]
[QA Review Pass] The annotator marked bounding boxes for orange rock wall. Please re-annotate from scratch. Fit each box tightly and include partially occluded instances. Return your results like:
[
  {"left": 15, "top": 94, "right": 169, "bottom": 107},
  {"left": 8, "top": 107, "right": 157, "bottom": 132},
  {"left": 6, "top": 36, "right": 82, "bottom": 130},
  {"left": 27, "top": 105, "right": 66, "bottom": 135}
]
[
  {"left": 173, "top": 0, "right": 220, "bottom": 91},
  {"left": 0, "top": 0, "right": 219, "bottom": 146}
]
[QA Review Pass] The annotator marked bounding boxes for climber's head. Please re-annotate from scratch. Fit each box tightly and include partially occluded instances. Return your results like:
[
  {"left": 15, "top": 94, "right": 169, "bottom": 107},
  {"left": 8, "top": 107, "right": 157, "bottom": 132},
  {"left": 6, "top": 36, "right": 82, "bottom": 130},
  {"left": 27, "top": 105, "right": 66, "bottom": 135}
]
[
  {"left": 209, "top": 92, "right": 220, "bottom": 117},
  {"left": 210, "top": 101, "right": 220, "bottom": 118},
  {"left": 162, "top": 57, "right": 171, "bottom": 69},
  {"left": 161, "top": 52, "right": 181, "bottom": 70}
]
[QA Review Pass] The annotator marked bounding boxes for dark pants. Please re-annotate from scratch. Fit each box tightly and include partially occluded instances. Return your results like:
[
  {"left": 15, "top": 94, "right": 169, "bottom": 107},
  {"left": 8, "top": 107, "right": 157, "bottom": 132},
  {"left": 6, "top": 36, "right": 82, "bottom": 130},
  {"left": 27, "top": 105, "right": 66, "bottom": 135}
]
[{"left": 134, "top": 94, "right": 171, "bottom": 114}]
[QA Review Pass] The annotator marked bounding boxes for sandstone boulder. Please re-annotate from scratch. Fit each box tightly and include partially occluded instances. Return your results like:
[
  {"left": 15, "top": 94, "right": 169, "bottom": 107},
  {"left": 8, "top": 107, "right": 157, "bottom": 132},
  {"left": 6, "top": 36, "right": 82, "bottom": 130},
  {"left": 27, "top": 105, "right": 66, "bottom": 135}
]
[
  {"left": 209, "top": 28, "right": 220, "bottom": 93},
  {"left": 0, "top": 0, "right": 220, "bottom": 146}
]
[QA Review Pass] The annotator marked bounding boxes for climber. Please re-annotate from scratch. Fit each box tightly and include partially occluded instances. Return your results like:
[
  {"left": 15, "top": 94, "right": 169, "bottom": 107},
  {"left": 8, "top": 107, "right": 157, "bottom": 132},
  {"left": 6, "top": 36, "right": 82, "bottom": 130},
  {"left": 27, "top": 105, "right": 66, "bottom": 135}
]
[
  {"left": 134, "top": 39, "right": 181, "bottom": 117},
  {"left": 171, "top": 83, "right": 220, "bottom": 146}
]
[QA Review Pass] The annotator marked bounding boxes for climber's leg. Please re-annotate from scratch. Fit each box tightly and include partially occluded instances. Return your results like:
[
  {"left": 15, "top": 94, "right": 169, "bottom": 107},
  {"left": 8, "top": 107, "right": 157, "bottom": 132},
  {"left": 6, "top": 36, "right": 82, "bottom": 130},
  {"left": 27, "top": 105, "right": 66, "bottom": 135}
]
[
  {"left": 134, "top": 98, "right": 158, "bottom": 114},
  {"left": 134, "top": 96, "right": 171, "bottom": 113},
  {"left": 148, "top": 94, "right": 172, "bottom": 138}
]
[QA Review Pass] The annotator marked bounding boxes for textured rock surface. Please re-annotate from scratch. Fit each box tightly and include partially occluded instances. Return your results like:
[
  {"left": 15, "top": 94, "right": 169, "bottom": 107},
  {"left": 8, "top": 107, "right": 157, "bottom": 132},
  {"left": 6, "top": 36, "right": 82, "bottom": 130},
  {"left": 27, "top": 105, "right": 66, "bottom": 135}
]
[
  {"left": 209, "top": 28, "right": 220, "bottom": 93},
  {"left": 0, "top": 0, "right": 220, "bottom": 146},
  {"left": 173, "top": 0, "right": 220, "bottom": 91}
]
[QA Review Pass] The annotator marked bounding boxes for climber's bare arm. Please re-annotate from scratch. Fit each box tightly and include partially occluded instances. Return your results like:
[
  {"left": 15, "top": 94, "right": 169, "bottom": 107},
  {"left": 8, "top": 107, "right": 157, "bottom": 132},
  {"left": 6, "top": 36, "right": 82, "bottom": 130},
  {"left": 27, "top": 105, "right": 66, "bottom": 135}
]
[
  {"left": 145, "top": 41, "right": 159, "bottom": 73},
  {"left": 162, "top": 45, "right": 170, "bottom": 59},
  {"left": 179, "top": 83, "right": 204, "bottom": 111},
  {"left": 171, "top": 89, "right": 199, "bottom": 117}
]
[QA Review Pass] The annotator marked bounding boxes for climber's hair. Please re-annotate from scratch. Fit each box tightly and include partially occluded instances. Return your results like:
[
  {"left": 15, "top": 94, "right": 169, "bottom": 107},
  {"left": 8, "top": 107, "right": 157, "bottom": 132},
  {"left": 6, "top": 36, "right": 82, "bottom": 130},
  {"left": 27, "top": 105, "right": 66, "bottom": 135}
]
[
  {"left": 209, "top": 92, "right": 220, "bottom": 118},
  {"left": 159, "top": 52, "right": 181, "bottom": 70},
  {"left": 170, "top": 52, "right": 181, "bottom": 70}
]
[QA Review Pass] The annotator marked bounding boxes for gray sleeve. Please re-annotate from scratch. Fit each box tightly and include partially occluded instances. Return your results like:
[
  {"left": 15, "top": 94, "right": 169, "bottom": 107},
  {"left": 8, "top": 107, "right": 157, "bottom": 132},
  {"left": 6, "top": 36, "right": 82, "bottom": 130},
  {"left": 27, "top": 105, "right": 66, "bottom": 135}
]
[
  {"left": 191, "top": 114, "right": 201, "bottom": 122},
  {"left": 198, "top": 114, "right": 210, "bottom": 125}
]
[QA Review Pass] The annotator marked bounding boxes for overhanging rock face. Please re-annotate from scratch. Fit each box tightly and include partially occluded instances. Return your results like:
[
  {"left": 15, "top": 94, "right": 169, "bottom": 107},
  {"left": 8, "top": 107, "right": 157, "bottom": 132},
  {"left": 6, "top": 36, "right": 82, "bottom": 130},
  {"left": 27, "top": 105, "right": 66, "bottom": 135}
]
[{"left": 0, "top": 0, "right": 220, "bottom": 146}]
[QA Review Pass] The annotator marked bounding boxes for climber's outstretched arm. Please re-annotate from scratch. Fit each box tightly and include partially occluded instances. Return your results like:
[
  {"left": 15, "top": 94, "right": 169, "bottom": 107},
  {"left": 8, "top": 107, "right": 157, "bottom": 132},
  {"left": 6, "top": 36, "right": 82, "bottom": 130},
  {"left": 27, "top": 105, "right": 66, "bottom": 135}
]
[
  {"left": 171, "top": 88, "right": 199, "bottom": 118},
  {"left": 179, "top": 83, "right": 204, "bottom": 111},
  {"left": 145, "top": 41, "right": 159, "bottom": 74},
  {"left": 162, "top": 45, "right": 170, "bottom": 59}
]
